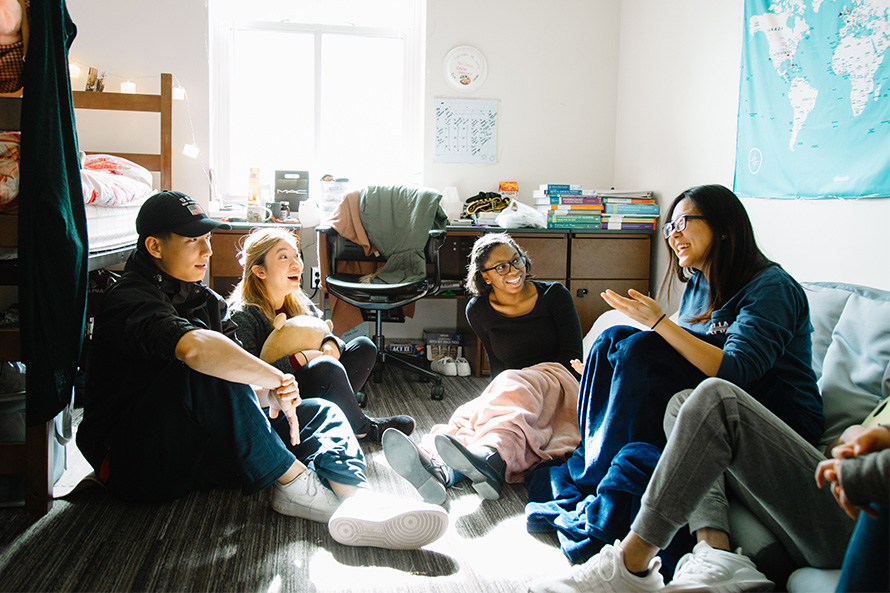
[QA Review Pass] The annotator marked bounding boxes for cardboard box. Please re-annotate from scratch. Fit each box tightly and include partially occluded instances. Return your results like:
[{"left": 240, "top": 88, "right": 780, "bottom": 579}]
[
  {"left": 384, "top": 338, "right": 426, "bottom": 359},
  {"left": 424, "top": 329, "right": 463, "bottom": 361}
]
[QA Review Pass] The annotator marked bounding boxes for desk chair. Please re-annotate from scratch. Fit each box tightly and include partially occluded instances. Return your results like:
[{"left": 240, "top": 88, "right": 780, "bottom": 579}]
[{"left": 320, "top": 228, "right": 447, "bottom": 400}]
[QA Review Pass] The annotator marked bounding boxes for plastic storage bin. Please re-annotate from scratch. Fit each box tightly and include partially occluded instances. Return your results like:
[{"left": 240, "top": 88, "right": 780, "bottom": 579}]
[{"left": 317, "top": 181, "right": 350, "bottom": 225}]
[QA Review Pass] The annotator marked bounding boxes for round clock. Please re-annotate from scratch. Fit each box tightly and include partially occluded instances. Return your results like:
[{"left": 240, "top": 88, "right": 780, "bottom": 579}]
[{"left": 443, "top": 45, "right": 487, "bottom": 92}]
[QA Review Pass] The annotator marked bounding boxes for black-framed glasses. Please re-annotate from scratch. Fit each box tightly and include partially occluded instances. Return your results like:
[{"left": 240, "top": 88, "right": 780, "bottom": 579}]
[
  {"left": 482, "top": 255, "right": 529, "bottom": 276},
  {"left": 662, "top": 214, "right": 706, "bottom": 239}
]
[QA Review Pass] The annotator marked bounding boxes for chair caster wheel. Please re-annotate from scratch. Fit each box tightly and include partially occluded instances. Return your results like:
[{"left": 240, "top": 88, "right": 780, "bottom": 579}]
[
  {"left": 356, "top": 391, "right": 368, "bottom": 408},
  {"left": 431, "top": 384, "right": 444, "bottom": 400}
]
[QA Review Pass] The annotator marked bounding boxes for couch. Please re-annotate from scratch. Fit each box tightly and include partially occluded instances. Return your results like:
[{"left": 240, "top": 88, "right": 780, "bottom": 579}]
[{"left": 582, "top": 281, "right": 890, "bottom": 591}]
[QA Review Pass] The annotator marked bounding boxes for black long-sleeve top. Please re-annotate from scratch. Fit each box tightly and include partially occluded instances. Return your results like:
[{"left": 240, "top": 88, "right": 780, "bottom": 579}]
[{"left": 466, "top": 281, "right": 583, "bottom": 379}]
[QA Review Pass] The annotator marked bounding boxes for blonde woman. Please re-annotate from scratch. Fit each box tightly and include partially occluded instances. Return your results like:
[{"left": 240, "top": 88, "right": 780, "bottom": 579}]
[{"left": 227, "top": 227, "right": 415, "bottom": 443}]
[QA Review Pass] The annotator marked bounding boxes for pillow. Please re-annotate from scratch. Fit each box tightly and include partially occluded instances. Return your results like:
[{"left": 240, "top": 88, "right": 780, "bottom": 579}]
[
  {"left": 817, "top": 289, "right": 890, "bottom": 448},
  {"left": 801, "top": 283, "right": 853, "bottom": 381}
]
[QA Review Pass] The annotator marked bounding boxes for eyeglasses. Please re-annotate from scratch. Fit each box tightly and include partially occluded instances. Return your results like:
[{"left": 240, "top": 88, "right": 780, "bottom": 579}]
[
  {"left": 482, "top": 255, "right": 528, "bottom": 276},
  {"left": 662, "top": 214, "right": 706, "bottom": 239}
]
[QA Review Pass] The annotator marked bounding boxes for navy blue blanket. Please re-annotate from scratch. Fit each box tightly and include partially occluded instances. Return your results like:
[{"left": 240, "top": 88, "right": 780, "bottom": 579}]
[{"left": 525, "top": 326, "right": 704, "bottom": 575}]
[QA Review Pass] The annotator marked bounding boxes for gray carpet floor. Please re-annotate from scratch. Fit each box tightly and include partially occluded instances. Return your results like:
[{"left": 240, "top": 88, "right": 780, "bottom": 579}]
[{"left": 0, "top": 367, "right": 571, "bottom": 592}]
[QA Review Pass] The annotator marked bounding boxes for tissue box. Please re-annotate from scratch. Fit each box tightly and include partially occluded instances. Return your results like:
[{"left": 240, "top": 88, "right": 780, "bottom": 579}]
[
  {"left": 384, "top": 339, "right": 426, "bottom": 359},
  {"left": 424, "top": 329, "right": 463, "bottom": 361}
]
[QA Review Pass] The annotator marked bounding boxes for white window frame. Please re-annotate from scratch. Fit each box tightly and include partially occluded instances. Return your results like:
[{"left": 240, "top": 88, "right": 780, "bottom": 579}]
[{"left": 209, "top": 1, "right": 425, "bottom": 201}]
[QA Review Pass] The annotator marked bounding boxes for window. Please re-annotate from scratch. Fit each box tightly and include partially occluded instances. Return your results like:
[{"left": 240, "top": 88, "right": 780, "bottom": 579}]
[{"left": 210, "top": 0, "right": 424, "bottom": 203}]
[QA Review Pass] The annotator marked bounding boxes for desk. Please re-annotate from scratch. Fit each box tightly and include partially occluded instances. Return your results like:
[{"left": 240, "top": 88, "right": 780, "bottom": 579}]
[
  {"left": 209, "top": 222, "right": 302, "bottom": 297},
  {"left": 317, "top": 225, "right": 652, "bottom": 376},
  {"left": 438, "top": 227, "right": 653, "bottom": 375}
]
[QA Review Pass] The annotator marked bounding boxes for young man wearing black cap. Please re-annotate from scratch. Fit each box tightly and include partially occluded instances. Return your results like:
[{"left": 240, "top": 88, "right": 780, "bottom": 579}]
[{"left": 77, "top": 191, "right": 448, "bottom": 550}]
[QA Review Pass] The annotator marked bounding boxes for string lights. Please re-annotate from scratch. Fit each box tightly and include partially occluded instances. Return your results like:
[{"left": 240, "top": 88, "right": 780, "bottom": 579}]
[{"left": 65, "top": 61, "right": 212, "bottom": 192}]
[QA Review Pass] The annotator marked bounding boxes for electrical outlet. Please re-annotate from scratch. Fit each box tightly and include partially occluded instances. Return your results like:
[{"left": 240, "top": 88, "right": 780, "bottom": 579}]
[{"left": 310, "top": 267, "right": 321, "bottom": 289}]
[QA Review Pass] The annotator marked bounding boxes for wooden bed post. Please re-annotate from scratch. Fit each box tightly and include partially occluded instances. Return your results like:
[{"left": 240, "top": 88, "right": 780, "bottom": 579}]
[{"left": 160, "top": 73, "right": 173, "bottom": 190}]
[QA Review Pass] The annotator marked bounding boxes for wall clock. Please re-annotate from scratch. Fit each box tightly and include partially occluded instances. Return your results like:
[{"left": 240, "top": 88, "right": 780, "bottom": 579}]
[{"left": 443, "top": 45, "right": 487, "bottom": 92}]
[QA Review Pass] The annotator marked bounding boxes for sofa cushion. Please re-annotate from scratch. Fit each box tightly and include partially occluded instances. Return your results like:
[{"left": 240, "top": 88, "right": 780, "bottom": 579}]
[
  {"left": 801, "top": 283, "right": 854, "bottom": 381},
  {"left": 815, "top": 284, "right": 890, "bottom": 448}
]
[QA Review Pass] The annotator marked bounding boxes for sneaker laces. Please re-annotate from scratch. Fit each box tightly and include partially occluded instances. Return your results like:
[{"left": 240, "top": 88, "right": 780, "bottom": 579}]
[
  {"left": 673, "top": 548, "right": 722, "bottom": 580},
  {"left": 575, "top": 544, "right": 619, "bottom": 583},
  {"left": 310, "top": 475, "right": 340, "bottom": 507}
]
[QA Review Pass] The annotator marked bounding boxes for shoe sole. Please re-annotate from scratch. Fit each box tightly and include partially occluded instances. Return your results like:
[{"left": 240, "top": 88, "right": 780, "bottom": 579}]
[
  {"left": 382, "top": 430, "right": 447, "bottom": 505},
  {"left": 661, "top": 578, "right": 774, "bottom": 593},
  {"left": 328, "top": 507, "right": 448, "bottom": 550},
  {"left": 434, "top": 436, "right": 501, "bottom": 500}
]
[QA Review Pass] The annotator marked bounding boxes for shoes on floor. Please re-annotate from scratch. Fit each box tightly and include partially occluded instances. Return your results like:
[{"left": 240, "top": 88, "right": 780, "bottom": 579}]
[
  {"left": 528, "top": 540, "right": 665, "bottom": 593},
  {"left": 434, "top": 434, "right": 505, "bottom": 500},
  {"left": 431, "top": 356, "right": 458, "bottom": 376},
  {"left": 271, "top": 469, "right": 342, "bottom": 523},
  {"left": 661, "top": 541, "right": 774, "bottom": 593},
  {"left": 327, "top": 491, "right": 449, "bottom": 550},
  {"left": 454, "top": 357, "right": 471, "bottom": 376},
  {"left": 382, "top": 428, "right": 453, "bottom": 505},
  {"left": 358, "top": 414, "right": 416, "bottom": 444}
]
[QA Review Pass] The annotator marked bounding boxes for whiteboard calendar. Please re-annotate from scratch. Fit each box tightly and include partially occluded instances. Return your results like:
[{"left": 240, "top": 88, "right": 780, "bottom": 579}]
[{"left": 434, "top": 98, "right": 498, "bottom": 164}]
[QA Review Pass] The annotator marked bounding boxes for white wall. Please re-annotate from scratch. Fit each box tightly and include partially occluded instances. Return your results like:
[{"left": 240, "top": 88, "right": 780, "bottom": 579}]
[
  {"left": 614, "top": 0, "right": 890, "bottom": 296},
  {"left": 59, "top": 0, "right": 890, "bottom": 329},
  {"left": 67, "top": 0, "right": 210, "bottom": 203},
  {"left": 423, "top": 0, "right": 621, "bottom": 202}
]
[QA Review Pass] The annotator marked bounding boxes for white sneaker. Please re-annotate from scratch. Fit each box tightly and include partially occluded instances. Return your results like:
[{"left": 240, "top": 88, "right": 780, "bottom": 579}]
[
  {"left": 662, "top": 541, "right": 774, "bottom": 593},
  {"left": 454, "top": 357, "right": 472, "bottom": 376},
  {"left": 271, "top": 470, "right": 342, "bottom": 523},
  {"left": 327, "top": 492, "right": 449, "bottom": 550},
  {"left": 528, "top": 540, "right": 665, "bottom": 593},
  {"left": 431, "top": 356, "right": 458, "bottom": 376}
]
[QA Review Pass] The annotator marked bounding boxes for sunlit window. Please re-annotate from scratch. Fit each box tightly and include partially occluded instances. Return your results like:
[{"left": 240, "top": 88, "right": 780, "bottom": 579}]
[{"left": 210, "top": 0, "right": 424, "bottom": 203}]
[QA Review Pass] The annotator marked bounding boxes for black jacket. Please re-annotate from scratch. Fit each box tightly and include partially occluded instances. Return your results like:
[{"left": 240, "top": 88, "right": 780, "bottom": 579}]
[{"left": 77, "top": 249, "right": 237, "bottom": 470}]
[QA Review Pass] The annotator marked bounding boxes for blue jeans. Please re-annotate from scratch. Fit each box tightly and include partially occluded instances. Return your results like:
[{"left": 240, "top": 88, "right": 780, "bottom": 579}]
[
  {"left": 268, "top": 399, "right": 368, "bottom": 489},
  {"left": 104, "top": 364, "right": 366, "bottom": 501},
  {"left": 104, "top": 365, "right": 293, "bottom": 501},
  {"left": 836, "top": 504, "right": 889, "bottom": 593}
]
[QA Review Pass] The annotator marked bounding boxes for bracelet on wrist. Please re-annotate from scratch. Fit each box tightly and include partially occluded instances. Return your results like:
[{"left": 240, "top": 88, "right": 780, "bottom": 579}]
[{"left": 651, "top": 313, "right": 666, "bottom": 330}]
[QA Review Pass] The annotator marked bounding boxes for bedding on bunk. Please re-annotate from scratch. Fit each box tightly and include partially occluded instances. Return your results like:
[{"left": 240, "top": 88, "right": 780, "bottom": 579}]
[
  {"left": 0, "top": 130, "right": 20, "bottom": 212},
  {"left": 1, "top": 145, "right": 152, "bottom": 253},
  {"left": 0, "top": 142, "right": 154, "bottom": 213},
  {"left": 81, "top": 154, "right": 153, "bottom": 206},
  {"left": 85, "top": 196, "right": 147, "bottom": 252}
]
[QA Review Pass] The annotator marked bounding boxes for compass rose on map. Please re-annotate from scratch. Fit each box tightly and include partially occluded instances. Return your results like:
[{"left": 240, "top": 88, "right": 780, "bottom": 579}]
[{"left": 748, "top": 148, "right": 763, "bottom": 175}]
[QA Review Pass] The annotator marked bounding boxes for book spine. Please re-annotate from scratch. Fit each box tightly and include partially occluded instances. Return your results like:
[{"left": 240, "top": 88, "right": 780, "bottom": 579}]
[
  {"left": 601, "top": 197, "right": 657, "bottom": 204},
  {"left": 541, "top": 205, "right": 603, "bottom": 211},
  {"left": 548, "top": 221, "right": 603, "bottom": 229},
  {"left": 540, "top": 184, "right": 582, "bottom": 192},
  {"left": 602, "top": 222, "right": 656, "bottom": 230},
  {"left": 545, "top": 197, "right": 603, "bottom": 205},
  {"left": 547, "top": 215, "right": 603, "bottom": 223},
  {"left": 604, "top": 204, "right": 660, "bottom": 215}
]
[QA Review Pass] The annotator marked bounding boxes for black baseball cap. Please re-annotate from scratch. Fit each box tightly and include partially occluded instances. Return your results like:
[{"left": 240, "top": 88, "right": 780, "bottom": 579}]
[{"left": 136, "top": 191, "right": 231, "bottom": 238}]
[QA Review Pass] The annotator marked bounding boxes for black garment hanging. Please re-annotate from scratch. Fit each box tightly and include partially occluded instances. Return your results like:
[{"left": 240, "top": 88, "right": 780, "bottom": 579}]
[{"left": 18, "top": 0, "right": 87, "bottom": 424}]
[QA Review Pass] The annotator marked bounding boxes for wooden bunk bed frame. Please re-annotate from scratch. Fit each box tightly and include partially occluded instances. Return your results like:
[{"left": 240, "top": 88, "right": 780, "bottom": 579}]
[{"left": 0, "top": 73, "right": 173, "bottom": 515}]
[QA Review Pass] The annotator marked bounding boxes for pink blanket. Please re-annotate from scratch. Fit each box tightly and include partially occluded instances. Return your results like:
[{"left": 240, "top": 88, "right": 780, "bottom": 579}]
[{"left": 427, "top": 362, "right": 580, "bottom": 483}]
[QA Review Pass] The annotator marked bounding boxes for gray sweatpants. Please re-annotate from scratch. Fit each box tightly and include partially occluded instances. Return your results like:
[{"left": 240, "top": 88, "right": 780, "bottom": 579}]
[{"left": 631, "top": 377, "right": 853, "bottom": 568}]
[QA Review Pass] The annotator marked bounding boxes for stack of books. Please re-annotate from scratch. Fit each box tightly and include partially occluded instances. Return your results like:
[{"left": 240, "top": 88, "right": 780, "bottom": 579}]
[
  {"left": 599, "top": 190, "right": 658, "bottom": 230},
  {"left": 534, "top": 184, "right": 603, "bottom": 229}
]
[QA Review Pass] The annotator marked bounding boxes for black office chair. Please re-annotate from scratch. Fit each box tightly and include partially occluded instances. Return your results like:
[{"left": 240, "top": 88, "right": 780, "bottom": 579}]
[{"left": 320, "top": 227, "right": 448, "bottom": 400}]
